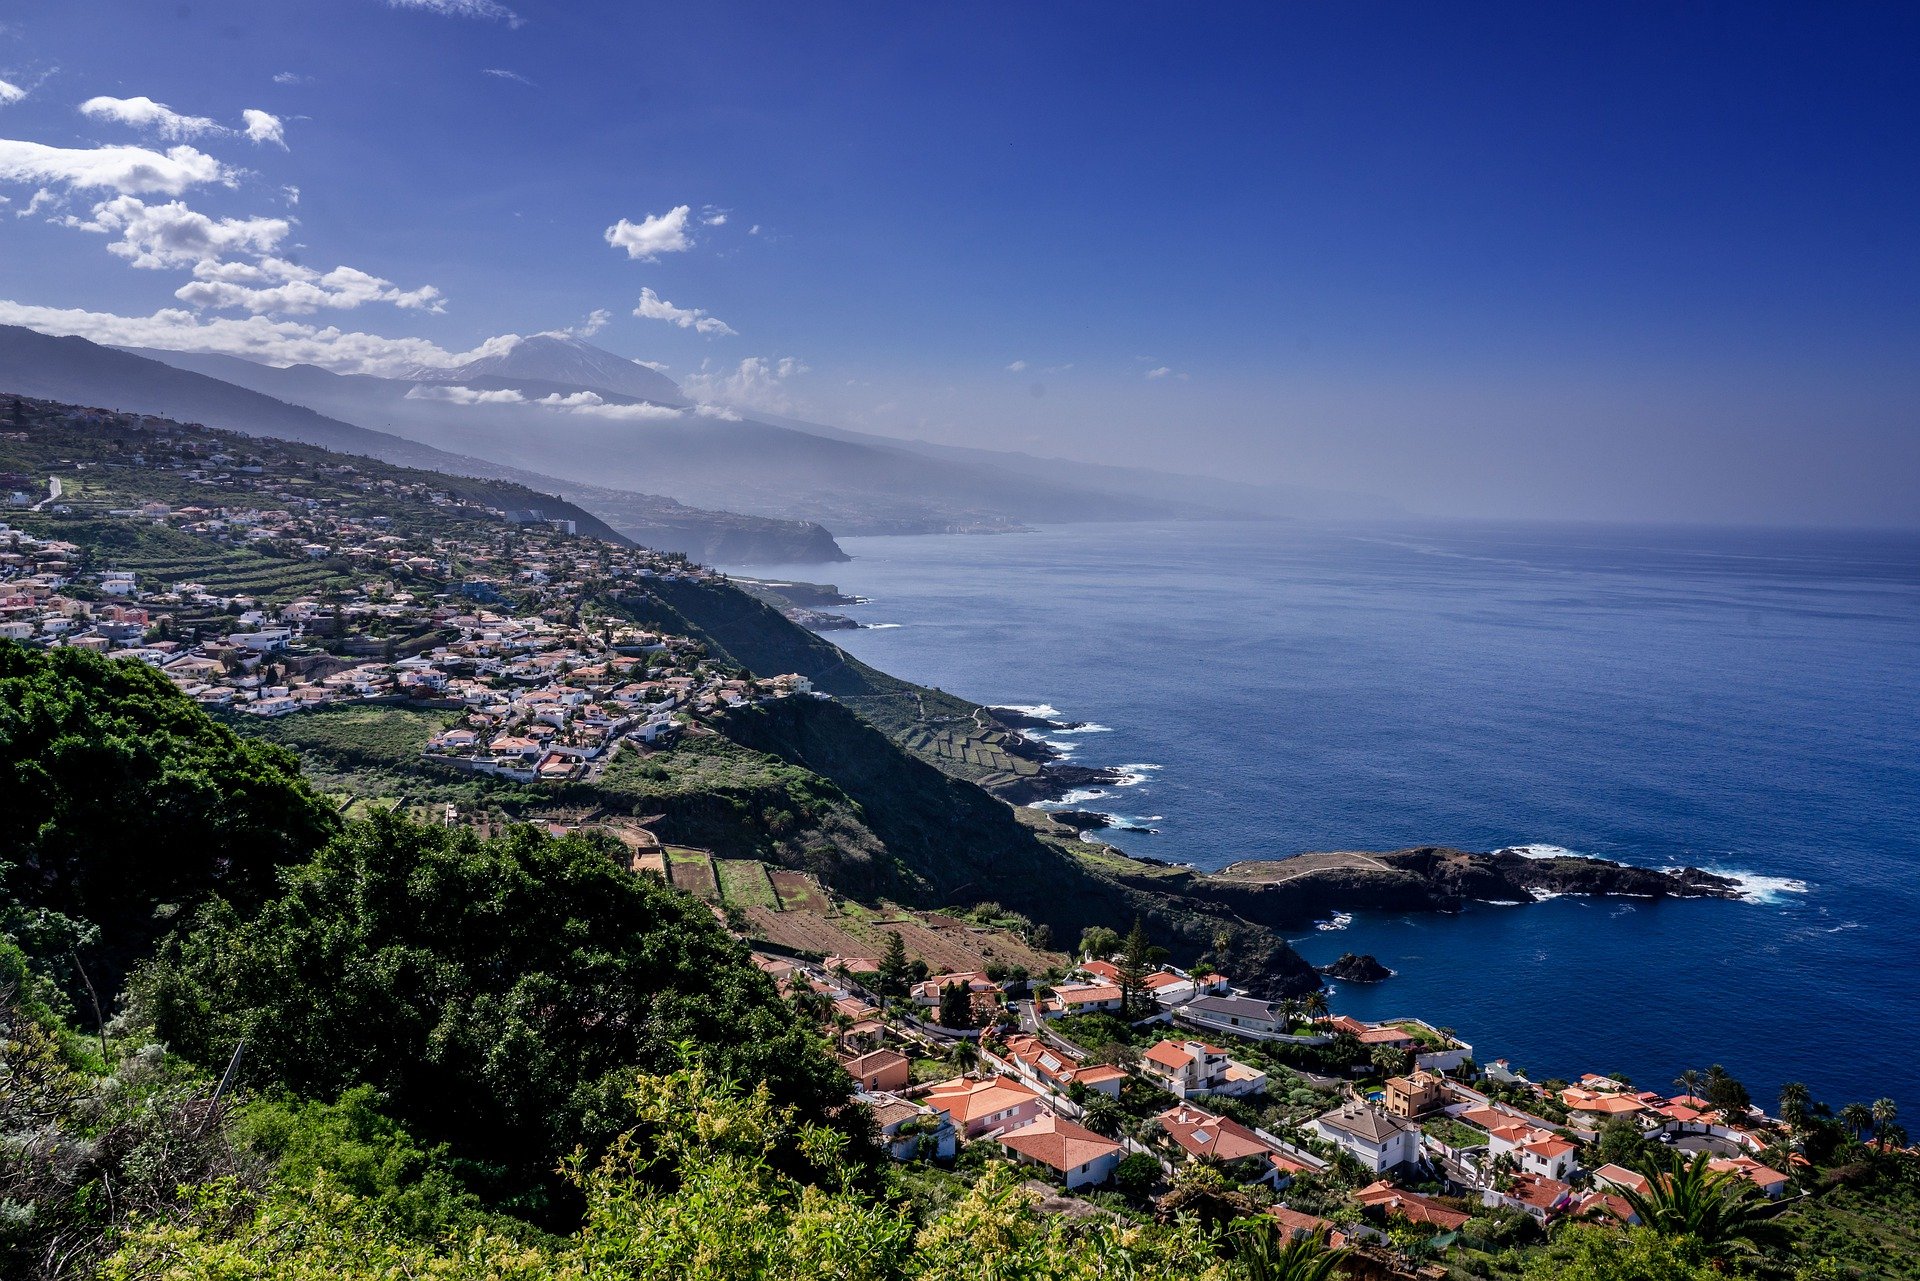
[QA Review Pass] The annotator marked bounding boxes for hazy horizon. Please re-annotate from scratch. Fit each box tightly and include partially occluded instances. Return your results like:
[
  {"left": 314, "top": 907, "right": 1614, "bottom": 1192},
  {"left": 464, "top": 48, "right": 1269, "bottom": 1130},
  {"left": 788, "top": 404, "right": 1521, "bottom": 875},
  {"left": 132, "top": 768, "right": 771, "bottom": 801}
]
[{"left": 1, "top": 2, "right": 1915, "bottom": 527}]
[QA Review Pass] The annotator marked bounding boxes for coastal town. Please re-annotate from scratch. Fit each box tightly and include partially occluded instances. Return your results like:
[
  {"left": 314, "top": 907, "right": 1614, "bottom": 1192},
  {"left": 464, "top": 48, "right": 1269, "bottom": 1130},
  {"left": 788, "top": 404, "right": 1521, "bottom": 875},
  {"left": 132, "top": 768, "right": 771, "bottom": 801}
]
[
  {"left": 1, "top": 401, "right": 817, "bottom": 785},
  {"left": 749, "top": 927, "right": 1868, "bottom": 1276}
]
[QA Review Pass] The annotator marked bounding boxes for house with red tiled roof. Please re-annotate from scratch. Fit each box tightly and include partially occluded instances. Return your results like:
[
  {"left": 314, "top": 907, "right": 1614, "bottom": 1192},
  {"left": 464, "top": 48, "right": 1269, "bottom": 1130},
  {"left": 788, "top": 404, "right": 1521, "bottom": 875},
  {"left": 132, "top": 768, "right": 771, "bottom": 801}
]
[
  {"left": 1709, "top": 1155, "right": 1792, "bottom": 1199},
  {"left": 840, "top": 1048, "right": 911, "bottom": 1093},
  {"left": 922, "top": 1075, "right": 1046, "bottom": 1139},
  {"left": 1353, "top": 1181, "right": 1473, "bottom": 1231},
  {"left": 990, "top": 1034, "right": 1128, "bottom": 1099},
  {"left": 1490, "top": 1172, "right": 1575, "bottom": 1222},
  {"left": 1158, "top": 1105, "right": 1285, "bottom": 1185},
  {"left": 997, "top": 1116, "right": 1124, "bottom": 1189},
  {"left": 1139, "top": 1039, "right": 1268, "bottom": 1100},
  {"left": 1269, "top": 1205, "right": 1344, "bottom": 1245},
  {"left": 1038, "top": 981, "right": 1125, "bottom": 1018}
]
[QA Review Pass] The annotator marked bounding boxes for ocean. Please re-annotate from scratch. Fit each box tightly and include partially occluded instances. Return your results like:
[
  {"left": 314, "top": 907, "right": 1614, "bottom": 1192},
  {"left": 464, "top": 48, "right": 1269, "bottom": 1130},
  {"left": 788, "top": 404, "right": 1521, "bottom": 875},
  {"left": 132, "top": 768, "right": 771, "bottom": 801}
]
[{"left": 724, "top": 519, "right": 1920, "bottom": 1113}]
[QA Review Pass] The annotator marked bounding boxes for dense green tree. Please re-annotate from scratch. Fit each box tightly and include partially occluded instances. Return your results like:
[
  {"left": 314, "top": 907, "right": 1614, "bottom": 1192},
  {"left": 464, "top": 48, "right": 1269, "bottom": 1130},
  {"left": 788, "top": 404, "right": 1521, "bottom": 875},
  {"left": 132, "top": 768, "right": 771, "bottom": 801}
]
[
  {"left": 1114, "top": 1151, "right": 1161, "bottom": 1200},
  {"left": 134, "top": 810, "right": 864, "bottom": 1222},
  {"left": 877, "top": 930, "right": 913, "bottom": 998},
  {"left": 1702, "top": 1064, "right": 1751, "bottom": 1115},
  {"left": 0, "top": 642, "right": 337, "bottom": 998},
  {"left": 1518, "top": 1225, "right": 1722, "bottom": 1281},
  {"left": 1597, "top": 1115, "right": 1648, "bottom": 1167},
  {"left": 1117, "top": 917, "right": 1152, "bottom": 1016},
  {"left": 937, "top": 981, "right": 974, "bottom": 1031},
  {"left": 1779, "top": 1081, "right": 1812, "bottom": 1134},
  {"left": 1079, "top": 926, "right": 1121, "bottom": 961}
]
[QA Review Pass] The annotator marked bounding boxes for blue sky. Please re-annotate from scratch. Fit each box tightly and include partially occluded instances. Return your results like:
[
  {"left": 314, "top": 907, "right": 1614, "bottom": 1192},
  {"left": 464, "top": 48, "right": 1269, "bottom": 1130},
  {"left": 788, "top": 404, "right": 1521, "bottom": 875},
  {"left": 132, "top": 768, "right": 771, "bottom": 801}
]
[{"left": 1, "top": 1, "right": 1915, "bottom": 523}]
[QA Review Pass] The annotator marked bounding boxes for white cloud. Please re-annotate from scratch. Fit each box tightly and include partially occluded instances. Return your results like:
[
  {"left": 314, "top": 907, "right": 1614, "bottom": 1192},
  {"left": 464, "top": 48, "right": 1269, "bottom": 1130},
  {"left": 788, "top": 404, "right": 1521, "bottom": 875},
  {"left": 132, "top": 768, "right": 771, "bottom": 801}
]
[
  {"left": 79, "top": 95, "right": 223, "bottom": 140},
  {"left": 700, "top": 207, "right": 728, "bottom": 226},
  {"left": 385, "top": 0, "right": 523, "bottom": 26},
  {"left": 635, "top": 358, "right": 669, "bottom": 372},
  {"left": 15, "top": 188, "right": 59, "bottom": 218},
  {"left": 1005, "top": 360, "right": 1027, "bottom": 372},
  {"left": 64, "top": 196, "right": 288, "bottom": 268},
  {"left": 0, "top": 299, "right": 520, "bottom": 376},
  {"left": 0, "top": 139, "right": 231, "bottom": 195},
  {"left": 748, "top": 224, "right": 761, "bottom": 235},
  {"left": 604, "top": 205, "right": 692, "bottom": 260},
  {"left": 681, "top": 355, "right": 809, "bottom": 414},
  {"left": 693, "top": 403, "right": 741, "bottom": 420},
  {"left": 554, "top": 307, "right": 612, "bottom": 337},
  {"left": 272, "top": 72, "right": 311, "bottom": 86},
  {"left": 0, "top": 79, "right": 25, "bottom": 107},
  {"left": 282, "top": 184, "right": 300, "bottom": 205},
  {"left": 242, "top": 109, "right": 286, "bottom": 148},
  {"left": 1145, "top": 366, "right": 1171, "bottom": 379},
  {"left": 405, "top": 384, "right": 527, "bottom": 405},
  {"left": 175, "top": 258, "right": 445, "bottom": 315},
  {"left": 535, "top": 390, "right": 683, "bottom": 421},
  {"left": 482, "top": 68, "right": 535, "bottom": 86},
  {"left": 632, "top": 287, "right": 735, "bottom": 337}
]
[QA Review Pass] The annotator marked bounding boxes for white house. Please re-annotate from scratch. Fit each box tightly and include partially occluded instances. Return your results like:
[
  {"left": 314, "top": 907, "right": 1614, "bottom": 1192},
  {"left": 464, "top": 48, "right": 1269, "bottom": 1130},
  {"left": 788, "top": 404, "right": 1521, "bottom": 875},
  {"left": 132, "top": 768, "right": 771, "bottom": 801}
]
[
  {"left": 996, "top": 1116, "right": 1124, "bottom": 1190},
  {"left": 1311, "top": 1103, "right": 1422, "bottom": 1174}
]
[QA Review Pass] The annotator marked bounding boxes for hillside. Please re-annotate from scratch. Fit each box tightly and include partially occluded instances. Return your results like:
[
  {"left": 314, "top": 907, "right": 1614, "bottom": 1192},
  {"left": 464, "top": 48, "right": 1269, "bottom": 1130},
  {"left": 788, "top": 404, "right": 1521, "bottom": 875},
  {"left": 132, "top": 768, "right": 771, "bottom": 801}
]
[
  {"left": 0, "top": 325, "right": 846, "bottom": 563},
  {"left": 0, "top": 395, "right": 1319, "bottom": 993}
]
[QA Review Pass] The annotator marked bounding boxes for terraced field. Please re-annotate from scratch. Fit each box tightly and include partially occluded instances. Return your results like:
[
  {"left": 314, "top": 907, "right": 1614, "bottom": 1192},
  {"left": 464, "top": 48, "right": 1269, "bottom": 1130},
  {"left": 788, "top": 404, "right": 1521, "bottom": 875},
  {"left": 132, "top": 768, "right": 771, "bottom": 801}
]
[
  {"left": 898, "top": 725, "right": 1045, "bottom": 788},
  {"left": 34, "top": 518, "right": 360, "bottom": 600},
  {"left": 715, "top": 858, "right": 780, "bottom": 910},
  {"left": 769, "top": 869, "right": 831, "bottom": 913},
  {"left": 665, "top": 847, "right": 720, "bottom": 901}
]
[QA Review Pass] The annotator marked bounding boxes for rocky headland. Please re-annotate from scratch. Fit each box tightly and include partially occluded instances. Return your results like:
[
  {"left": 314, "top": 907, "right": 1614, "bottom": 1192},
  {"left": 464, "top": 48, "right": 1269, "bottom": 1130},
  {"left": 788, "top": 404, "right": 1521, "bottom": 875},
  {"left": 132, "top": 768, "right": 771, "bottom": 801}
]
[{"left": 1320, "top": 952, "right": 1395, "bottom": 982}]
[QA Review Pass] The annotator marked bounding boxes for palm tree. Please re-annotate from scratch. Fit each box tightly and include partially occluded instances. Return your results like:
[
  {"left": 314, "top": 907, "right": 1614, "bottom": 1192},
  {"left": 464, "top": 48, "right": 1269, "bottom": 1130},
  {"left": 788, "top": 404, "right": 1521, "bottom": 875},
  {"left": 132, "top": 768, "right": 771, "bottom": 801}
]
[
  {"left": 1840, "top": 1102, "right": 1874, "bottom": 1142},
  {"left": 1302, "top": 990, "right": 1329, "bottom": 1026},
  {"left": 1872, "top": 1097, "right": 1899, "bottom": 1142},
  {"left": 1620, "top": 1148, "right": 1788, "bottom": 1257},
  {"left": 947, "top": 1040, "right": 979, "bottom": 1072},
  {"left": 1778, "top": 1081, "right": 1811, "bottom": 1134},
  {"left": 1232, "top": 1223, "right": 1344, "bottom": 1281},
  {"left": 1675, "top": 1068, "right": 1703, "bottom": 1102}
]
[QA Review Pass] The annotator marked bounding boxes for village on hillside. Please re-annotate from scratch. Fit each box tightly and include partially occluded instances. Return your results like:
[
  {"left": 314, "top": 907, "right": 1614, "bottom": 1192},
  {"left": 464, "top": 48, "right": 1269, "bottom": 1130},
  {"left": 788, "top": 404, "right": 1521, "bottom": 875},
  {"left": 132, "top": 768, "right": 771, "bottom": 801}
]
[
  {"left": 1, "top": 401, "right": 816, "bottom": 785},
  {"left": 750, "top": 923, "right": 1829, "bottom": 1279}
]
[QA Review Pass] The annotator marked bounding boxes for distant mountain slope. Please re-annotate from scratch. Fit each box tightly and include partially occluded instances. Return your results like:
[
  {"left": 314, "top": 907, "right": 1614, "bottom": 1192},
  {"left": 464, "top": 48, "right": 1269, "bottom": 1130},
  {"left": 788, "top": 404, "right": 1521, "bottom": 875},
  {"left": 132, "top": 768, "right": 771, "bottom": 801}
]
[
  {"left": 0, "top": 325, "right": 845, "bottom": 563},
  {"left": 753, "top": 411, "right": 1399, "bottom": 519},
  {"left": 125, "top": 345, "right": 1228, "bottom": 536}
]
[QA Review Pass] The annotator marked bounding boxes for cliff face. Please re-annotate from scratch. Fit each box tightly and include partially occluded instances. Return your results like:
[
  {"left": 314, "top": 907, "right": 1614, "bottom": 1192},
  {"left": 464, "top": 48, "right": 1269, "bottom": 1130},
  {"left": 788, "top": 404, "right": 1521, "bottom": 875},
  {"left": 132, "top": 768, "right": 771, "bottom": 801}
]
[
  {"left": 714, "top": 696, "right": 1323, "bottom": 996},
  {"left": 1191, "top": 846, "right": 1739, "bottom": 928}
]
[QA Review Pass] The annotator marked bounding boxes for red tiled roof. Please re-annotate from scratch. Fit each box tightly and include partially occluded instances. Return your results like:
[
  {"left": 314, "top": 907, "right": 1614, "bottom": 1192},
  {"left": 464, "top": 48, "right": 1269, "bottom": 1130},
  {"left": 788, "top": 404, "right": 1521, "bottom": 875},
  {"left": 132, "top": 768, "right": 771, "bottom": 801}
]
[{"left": 997, "top": 1116, "right": 1121, "bottom": 1173}]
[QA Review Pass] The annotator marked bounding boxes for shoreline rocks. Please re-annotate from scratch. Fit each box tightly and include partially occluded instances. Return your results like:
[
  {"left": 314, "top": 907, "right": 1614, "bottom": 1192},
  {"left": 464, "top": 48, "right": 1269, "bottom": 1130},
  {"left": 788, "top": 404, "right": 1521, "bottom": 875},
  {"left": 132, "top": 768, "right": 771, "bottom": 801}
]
[{"left": 1320, "top": 952, "right": 1394, "bottom": 983}]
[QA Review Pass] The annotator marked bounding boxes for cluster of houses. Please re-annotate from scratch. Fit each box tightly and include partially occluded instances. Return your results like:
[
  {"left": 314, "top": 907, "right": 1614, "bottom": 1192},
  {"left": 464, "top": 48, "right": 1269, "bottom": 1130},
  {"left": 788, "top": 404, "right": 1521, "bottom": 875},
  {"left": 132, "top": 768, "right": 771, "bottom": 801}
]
[
  {"left": 746, "top": 942, "right": 1804, "bottom": 1258},
  {"left": 1, "top": 413, "right": 819, "bottom": 780}
]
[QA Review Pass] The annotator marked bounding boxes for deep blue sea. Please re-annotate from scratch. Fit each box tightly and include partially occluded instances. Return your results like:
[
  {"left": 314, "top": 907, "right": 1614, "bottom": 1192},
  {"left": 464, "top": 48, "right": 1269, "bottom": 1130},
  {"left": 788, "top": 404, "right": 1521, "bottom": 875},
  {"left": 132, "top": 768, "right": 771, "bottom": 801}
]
[{"left": 724, "top": 520, "right": 1920, "bottom": 1114}]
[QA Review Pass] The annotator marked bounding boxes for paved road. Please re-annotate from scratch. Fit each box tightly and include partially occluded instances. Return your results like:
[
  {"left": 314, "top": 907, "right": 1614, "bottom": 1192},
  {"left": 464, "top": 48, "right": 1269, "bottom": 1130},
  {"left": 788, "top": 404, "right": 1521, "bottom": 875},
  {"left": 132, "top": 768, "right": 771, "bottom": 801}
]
[{"left": 31, "top": 476, "right": 61, "bottom": 511}]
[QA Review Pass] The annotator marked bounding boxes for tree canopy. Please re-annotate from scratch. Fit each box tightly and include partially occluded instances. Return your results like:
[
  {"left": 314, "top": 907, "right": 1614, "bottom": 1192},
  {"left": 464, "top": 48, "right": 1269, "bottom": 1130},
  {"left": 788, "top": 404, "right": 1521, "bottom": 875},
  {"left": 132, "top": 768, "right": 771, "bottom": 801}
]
[{"left": 136, "top": 810, "right": 864, "bottom": 1221}]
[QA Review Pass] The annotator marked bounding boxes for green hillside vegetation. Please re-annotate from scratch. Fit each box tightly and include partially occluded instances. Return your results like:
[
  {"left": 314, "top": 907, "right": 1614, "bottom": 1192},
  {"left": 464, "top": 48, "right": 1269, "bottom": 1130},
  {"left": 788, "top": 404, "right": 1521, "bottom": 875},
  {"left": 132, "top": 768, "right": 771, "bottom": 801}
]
[
  {"left": 136, "top": 810, "right": 862, "bottom": 1222},
  {"left": 0, "top": 644, "right": 338, "bottom": 998}
]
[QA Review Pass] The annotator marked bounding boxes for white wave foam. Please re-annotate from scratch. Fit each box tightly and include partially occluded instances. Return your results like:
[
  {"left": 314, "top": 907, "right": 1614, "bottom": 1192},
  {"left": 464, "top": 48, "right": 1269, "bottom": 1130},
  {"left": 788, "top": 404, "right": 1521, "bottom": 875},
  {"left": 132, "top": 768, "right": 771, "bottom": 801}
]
[
  {"left": 1501, "top": 843, "right": 1601, "bottom": 862},
  {"left": 1315, "top": 911, "right": 1354, "bottom": 932},
  {"left": 1054, "top": 788, "right": 1109, "bottom": 806},
  {"left": 1484, "top": 899, "right": 1525, "bottom": 907},
  {"left": 1050, "top": 723, "right": 1113, "bottom": 735},
  {"left": 1695, "top": 868, "right": 1811, "bottom": 905},
  {"left": 997, "top": 703, "right": 1061, "bottom": 719},
  {"left": 863, "top": 622, "right": 903, "bottom": 630},
  {"left": 1112, "top": 763, "right": 1161, "bottom": 787}
]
